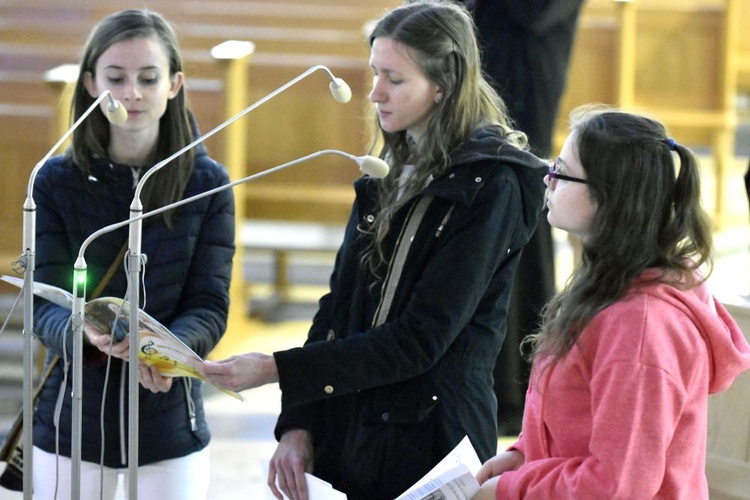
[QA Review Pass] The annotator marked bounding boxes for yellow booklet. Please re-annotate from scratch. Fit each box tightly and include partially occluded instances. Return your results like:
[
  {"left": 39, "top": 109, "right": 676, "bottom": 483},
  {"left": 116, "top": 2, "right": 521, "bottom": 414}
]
[{"left": 2, "top": 275, "right": 244, "bottom": 401}]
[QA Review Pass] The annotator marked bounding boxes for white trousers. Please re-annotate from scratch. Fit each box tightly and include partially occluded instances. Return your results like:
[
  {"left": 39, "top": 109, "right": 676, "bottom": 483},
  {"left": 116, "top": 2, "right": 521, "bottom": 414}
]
[{"left": 32, "top": 445, "right": 210, "bottom": 500}]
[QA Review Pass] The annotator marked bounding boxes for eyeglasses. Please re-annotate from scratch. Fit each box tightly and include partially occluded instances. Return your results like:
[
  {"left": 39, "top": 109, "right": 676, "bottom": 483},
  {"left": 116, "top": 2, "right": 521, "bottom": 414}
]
[{"left": 547, "top": 158, "right": 588, "bottom": 188}]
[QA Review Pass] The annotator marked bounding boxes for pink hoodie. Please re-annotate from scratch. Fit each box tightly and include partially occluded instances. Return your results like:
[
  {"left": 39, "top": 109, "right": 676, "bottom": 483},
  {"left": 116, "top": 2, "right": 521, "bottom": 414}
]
[{"left": 496, "top": 276, "right": 750, "bottom": 499}]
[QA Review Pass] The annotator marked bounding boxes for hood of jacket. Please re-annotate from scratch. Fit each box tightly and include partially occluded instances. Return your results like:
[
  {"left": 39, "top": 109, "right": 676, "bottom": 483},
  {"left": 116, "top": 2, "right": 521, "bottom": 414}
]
[
  {"left": 661, "top": 282, "right": 750, "bottom": 393},
  {"left": 629, "top": 270, "right": 750, "bottom": 394},
  {"left": 354, "top": 126, "right": 548, "bottom": 254},
  {"left": 445, "top": 125, "right": 548, "bottom": 236}
]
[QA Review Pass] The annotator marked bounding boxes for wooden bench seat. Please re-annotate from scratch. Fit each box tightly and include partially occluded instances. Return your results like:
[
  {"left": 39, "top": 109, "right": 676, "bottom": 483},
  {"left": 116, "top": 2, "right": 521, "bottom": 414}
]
[{"left": 240, "top": 219, "right": 344, "bottom": 316}]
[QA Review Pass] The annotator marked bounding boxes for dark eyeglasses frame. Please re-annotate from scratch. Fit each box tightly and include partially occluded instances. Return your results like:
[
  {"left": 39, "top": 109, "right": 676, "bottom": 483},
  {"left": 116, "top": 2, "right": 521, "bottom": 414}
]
[{"left": 547, "top": 160, "right": 588, "bottom": 185}]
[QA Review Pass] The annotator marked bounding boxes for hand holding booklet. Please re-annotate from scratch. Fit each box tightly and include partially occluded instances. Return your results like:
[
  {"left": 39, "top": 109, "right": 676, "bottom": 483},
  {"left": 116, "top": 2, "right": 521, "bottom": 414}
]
[{"left": 2, "top": 275, "right": 244, "bottom": 401}]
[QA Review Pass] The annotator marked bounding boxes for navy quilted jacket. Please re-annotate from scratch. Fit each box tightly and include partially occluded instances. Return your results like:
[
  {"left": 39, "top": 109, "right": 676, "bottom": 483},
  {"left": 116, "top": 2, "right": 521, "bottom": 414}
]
[{"left": 31, "top": 145, "right": 235, "bottom": 467}]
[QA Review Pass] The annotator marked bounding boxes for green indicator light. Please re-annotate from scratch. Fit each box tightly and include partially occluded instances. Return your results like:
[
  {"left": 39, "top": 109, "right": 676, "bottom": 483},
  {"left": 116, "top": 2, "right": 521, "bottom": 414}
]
[{"left": 73, "top": 270, "right": 87, "bottom": 298}]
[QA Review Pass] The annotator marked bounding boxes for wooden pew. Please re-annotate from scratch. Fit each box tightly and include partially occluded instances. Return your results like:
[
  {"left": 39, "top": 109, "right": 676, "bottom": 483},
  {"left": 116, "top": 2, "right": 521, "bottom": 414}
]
[
  {"left": 555, "top": 0, "right": 739, "bottom": 226},
  {"left": 708, "top": 295, "right": 750, "bottom": 500}
]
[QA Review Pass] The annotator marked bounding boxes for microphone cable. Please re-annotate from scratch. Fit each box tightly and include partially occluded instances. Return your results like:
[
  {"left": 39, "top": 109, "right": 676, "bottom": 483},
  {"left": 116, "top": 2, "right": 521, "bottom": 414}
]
[
  {"left": 0, "top": 283, "right": 22, "bottom": 340},
  {"left": 95, "top": 249, "right": 148, "bottom": 499},
  {"left": 97, "top": 254, "right": 130, "bottom": 500},
  {"left": 52, "top": 315, "right": 74, "bottom": 500}
]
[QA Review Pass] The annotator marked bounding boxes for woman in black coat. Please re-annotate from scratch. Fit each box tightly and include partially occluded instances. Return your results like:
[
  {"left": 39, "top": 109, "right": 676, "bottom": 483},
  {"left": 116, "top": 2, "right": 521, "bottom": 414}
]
[{"left": 202, "top": 2, "right": 546, "bottom": 499}]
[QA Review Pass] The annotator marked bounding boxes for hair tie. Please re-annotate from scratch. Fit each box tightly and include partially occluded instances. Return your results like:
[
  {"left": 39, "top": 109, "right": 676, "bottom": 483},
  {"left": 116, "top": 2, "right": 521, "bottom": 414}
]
[{"left": 666, "top": 138, "right": 678, "bottom": 151}]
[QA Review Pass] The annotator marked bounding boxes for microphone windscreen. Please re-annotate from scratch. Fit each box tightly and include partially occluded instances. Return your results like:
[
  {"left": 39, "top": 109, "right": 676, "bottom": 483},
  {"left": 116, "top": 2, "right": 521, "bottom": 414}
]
[
  {"left": 106, "top": 100, "right": 128, "bottom": 125},
  {"left": 359, "top": 156, "right": 389, "bottom": 178},
  {"left": 329, "top": 78, "right": 352, "bottom": 103}
]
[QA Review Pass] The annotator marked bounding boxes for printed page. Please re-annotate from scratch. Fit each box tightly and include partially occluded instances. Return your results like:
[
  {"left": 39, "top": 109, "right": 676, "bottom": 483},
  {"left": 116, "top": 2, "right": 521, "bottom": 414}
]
[
  {"left": 272, "top": 472, "right": 346, "bottom": 500},
  {"left": 396, "top": 463, "right": 479, "bottom": 500},
  {"left": 396, "top": 435, "right": 482, "bottom": 500},
  {"left": 1, "top": 274, "right": 73, "bottom": 309}
]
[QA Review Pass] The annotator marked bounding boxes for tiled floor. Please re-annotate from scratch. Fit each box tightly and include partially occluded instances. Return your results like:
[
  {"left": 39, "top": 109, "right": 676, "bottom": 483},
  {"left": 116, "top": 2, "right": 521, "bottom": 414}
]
[{"left": 1, "top": 152, "right": 749, "bottom": 499}]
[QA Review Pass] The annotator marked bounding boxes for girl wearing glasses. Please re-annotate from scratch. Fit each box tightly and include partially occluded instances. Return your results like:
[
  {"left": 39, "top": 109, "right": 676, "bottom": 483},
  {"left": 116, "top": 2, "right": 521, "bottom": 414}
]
[{"left": 474, "top": 106, "right": 750, "bottom": 498}]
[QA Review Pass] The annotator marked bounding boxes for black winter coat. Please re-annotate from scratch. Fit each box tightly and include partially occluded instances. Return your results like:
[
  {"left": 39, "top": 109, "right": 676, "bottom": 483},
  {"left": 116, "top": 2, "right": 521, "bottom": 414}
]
[
  {"left": 274, "top": 128, "right": 547, "bottom": 499},
  {"left": 31, "top": 147, "right": 235, "bottom": 467}
]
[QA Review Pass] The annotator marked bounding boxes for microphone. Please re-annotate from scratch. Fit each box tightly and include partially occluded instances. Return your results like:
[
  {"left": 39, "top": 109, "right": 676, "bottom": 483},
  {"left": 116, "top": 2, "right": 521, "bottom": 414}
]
[
  {"left": 350, "top": 153, "right": 389, "bottom": 179},
  {"left": 18, "top": 88, "right": 127, "bottom": 499},
  {"left": 105, "top": 94, "right": 128, "bottom": 125},
  {"left": 329, "top": 76, "right": 352, "bottom": 104}
]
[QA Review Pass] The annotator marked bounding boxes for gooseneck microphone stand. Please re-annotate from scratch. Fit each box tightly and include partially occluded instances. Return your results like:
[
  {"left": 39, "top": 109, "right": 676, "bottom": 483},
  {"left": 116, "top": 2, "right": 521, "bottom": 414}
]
[
  {"left": 20, "top": 90, "right": 123, "bottom": 500},
  {"left": 72, "top": 149, "right": 388, "bottom": 495}
]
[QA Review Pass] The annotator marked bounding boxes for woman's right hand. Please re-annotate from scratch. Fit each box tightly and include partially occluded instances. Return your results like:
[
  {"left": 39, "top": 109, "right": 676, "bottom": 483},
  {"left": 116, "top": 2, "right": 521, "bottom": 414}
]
[
  {"left": 268, "top": 429, "right": 314, "bottom": 500},
  {"left": 475, "top": 449, "right": 524, "bottom": 485},
  {"left": 84, "top": 323, "right": 130, "bottom": 360}
]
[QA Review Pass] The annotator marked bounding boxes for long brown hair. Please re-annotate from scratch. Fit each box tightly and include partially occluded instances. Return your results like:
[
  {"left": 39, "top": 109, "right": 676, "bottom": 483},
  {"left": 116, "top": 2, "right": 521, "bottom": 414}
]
[
  {"left": 67, "top": 9, "right": 194, "bottom": 227},
  {"left": 525, "top": 106, "right": 713, "bottom": 366}
]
